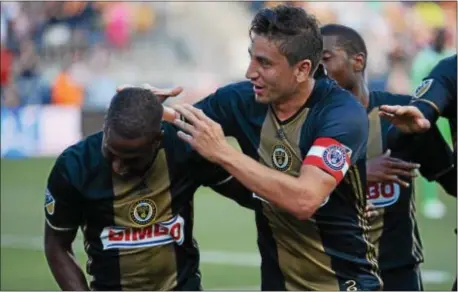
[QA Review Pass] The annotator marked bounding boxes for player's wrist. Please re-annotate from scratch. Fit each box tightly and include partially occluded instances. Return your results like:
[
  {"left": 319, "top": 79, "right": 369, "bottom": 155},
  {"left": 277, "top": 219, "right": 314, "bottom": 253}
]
[{"left": 215, "top": 143, "right": 237, "bottom": 167}]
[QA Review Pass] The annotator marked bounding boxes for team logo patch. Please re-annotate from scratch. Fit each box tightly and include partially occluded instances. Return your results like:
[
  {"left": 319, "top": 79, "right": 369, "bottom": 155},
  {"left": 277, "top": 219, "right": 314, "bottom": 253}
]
[
  {"left": 271, "top": 144, "right": 292, "bottom": 172},
  {"left": 44, "top": 189, "right": 55, "bottom": 215},
  {"left": 414, "top": 79, "right": 433, "bottom": 98},
  {"left": 129, "top": 199, "right": 157, "bottom": 226},
  {"left": 322, "top": 145, "right": 346, "bottom": 171}
]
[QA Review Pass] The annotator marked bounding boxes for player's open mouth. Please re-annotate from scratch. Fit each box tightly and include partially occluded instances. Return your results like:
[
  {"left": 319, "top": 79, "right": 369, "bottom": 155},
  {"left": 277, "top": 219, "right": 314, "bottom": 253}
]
[{"left": 253, "top": 85, "right": 265, "bottom": 94}]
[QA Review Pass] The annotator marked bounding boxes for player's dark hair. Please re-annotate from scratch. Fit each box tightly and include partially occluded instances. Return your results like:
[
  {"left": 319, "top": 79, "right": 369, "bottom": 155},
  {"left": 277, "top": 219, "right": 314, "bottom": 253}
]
[
  {"left": 105, "top": 88, "right": 163, "bottom": 140},
  {"left": 250, "top": 5, "right": 323, "bottom": 72},
  {"left": 320, "top": 24, "right": 368, "bottom": 71}
]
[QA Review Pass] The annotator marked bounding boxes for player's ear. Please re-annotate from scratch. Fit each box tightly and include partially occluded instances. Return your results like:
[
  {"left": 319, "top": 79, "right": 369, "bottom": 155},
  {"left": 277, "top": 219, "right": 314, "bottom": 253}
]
[
  {"left": 353, "top": 53, "right": 365, "bottom": 73},
  {"left": 295, "top": 59, "right": 312, "bottom": 83}
]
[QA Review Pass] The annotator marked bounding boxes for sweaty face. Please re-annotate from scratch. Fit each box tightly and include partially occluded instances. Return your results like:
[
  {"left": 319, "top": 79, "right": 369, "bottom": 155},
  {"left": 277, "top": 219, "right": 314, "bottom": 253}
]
[
  {"left": 321, "top": 35, "right": 355, "bottom": 90},
  {"left": 245, "top": 34, "right": 299, "bottom": 104},
  {"left": 102, "top": 128, "right": 162, "bottom": 178}
]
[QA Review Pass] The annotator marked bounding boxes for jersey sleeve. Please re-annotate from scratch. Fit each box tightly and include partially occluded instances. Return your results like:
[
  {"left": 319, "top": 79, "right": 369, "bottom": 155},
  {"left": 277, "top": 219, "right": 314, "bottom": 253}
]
[
  {"left": 45, "top": 154, "right": 83, "bottom": 231},
  {"left": 411, "top": 56, "right": 456, "bottom": 120},
  {"left": 302, "top": 99, "right": 368, "bottom": 183}
]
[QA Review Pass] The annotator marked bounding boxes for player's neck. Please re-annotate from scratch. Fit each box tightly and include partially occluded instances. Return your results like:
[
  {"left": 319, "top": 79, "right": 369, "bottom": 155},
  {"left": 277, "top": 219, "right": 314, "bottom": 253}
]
[
  {"left": 271, "top": 79, "right": 315, "bottom": 121},
  {"left": 351, "top": 80, "right": 370, "bottom": 109}
]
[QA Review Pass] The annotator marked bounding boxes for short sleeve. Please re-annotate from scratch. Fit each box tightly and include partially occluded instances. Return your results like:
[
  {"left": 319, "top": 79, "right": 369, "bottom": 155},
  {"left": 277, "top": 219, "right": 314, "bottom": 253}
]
[
  {"left": 412, "top": 56, "right": 456, "bottom": 116},
  {"left": 303, "top": 99, "right": 368, "bottom": 183},
  {"left": 45, "top": 155, "right": 83, "bottom": 231}
]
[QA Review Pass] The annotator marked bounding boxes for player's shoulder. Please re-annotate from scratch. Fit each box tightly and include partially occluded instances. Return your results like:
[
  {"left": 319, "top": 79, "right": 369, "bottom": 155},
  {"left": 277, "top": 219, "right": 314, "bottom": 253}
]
[
  {"left": 52, "top": 131, "right": 105, "bottom": 186},
  {"left": 316, "top": 77, "right": 366, "bottom": 118},
  {"left": 369, "top": 91, "right": 412, "bottom": 110},
  {"left": 430, "top": 54, "right": 457, "bottom": 78}
]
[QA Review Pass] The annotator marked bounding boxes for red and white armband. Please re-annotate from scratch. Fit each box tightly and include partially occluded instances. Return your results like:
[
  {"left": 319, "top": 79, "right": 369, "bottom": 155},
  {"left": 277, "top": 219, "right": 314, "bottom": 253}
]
[{"left": 302, "top": 137, "right": 352, "bottom": 183}]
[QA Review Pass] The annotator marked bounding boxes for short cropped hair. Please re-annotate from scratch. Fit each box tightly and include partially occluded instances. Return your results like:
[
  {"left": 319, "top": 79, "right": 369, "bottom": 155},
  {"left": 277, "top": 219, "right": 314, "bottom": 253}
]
[
  {"left": 105, "top": 88, "right": 163, "bottom": 139},
  {"left": 320, "top": 24, "right": 368, "bottom": 70},
  {"left": 250, "top": 5, "right": 323, "bottom": 71}
]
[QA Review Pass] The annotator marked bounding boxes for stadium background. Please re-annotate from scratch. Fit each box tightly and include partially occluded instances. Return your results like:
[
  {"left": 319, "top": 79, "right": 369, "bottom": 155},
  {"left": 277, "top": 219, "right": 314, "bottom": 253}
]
[{"left": 1, "top": 1, "right": 456, "bottom": 290}]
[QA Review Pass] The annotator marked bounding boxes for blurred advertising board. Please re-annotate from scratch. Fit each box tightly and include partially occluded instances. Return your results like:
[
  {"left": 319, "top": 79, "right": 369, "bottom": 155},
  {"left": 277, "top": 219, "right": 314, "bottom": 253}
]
[{"left": 1, "top": 106, "right": 81, "bottom": 158}]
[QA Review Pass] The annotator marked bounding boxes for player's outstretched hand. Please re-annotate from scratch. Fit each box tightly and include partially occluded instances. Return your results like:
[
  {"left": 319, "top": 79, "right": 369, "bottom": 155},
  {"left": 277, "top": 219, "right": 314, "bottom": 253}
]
[
  {"left": 367, "top": 149, "right": 420, "bottom": 188},
  {"left": 379, "top": 105, "right": 431, "bottom": 133},
  {"left": 117, "top": 84, "right": 183, "bottom": 104},
  {"left": 173, "top": 104, "right": 231, "bottom": 164}
]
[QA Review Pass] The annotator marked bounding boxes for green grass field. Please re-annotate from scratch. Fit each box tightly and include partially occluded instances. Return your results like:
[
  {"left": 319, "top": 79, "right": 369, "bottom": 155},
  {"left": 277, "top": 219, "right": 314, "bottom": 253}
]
[{"left": 1, "top": 158, "right": 456, "bottom": 291}]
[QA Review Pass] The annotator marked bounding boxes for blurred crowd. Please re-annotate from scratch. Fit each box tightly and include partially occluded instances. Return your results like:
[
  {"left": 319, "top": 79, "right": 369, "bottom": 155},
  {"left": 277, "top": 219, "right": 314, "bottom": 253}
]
[{"left": 1, "top": 1, "right": 456, "bottom": 110}]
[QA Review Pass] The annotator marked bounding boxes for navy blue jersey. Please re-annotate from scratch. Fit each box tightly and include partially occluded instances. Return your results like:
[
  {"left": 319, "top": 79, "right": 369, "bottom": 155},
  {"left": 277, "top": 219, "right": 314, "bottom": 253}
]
[
  {"left": 367, "top": 91, "right": 423, "bottom": 271},
  {"left": 195, "top": 78, "right": 381, "bottom": 291},
  {"left": 44, "top": 123, "right": 230, "bottom": 290},
  {"left": 412, "top": 54, "right": 457, "bottom": 155}
]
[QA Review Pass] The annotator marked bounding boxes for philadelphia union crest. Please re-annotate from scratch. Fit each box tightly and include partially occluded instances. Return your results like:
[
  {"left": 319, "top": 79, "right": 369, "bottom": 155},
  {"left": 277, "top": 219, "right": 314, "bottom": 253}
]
[{"left": 271, "top": 144, "right": 292, "bottom": 172}]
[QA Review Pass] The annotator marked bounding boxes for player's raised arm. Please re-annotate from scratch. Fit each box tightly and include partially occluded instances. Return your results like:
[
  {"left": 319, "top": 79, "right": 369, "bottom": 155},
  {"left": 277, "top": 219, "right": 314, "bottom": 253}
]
[
  {"left": 380, "top": 55, "right": 457, "bottom": 133},
  {"left": 172, "top": 101, "right": 368, "bottom": 220},
  {"left": 44, "top": 155, "right": 88, "bottom": 290}
]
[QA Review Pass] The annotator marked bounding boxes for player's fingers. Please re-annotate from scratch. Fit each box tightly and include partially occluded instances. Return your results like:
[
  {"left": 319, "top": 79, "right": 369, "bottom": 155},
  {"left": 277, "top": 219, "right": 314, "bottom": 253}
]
[
  {"left": 416, "top": 118, "right": 431, "bottom": 131},
  {"left": 173, "top": 104, "right": 206, "bottom": 130},
  {"left": 386, "top": 159, "right": 421, "bottom": 170},
  {"left": 173, "top": 115, "right": 197, "bottom": 136},
  {"left": 379, "top": 105, "right": 400, "bottom": 114},
  {"left": 388, "top": 168, "right": 418, "bottom": 179},
  {"left": 177, "top": 130, "right": 194, "bottom": 145},
  {"left": 365, "top": 203, "right": 380, "bottom": 219},
  {"left": 141, "top": 84, "right": 183, "bottom": 97},
  {"left": 381, "top": 174, "right": 410, "bottom": 188},
  {"left": 162, "top": 106, "right": 179, "bottom": 122},
  {"left": 378, "top": 111, "right": 395, "bottom": 122},
  {"left": 182, "top": 104, "right": 216, "bottom": 125}
]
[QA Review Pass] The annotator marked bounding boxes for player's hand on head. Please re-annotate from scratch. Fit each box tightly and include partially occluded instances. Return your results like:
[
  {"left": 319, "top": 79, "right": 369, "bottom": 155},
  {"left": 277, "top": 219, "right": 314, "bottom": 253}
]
[
  {"left": 366, "top": 149, "right": 420, "bottom": 188},
  {"left": 116, "top": 83, "right": 183, "bottom": 104},
  {"left": 172, "top": 104, "right": 230, "bottom": 164},
  {"left": 379, "top": 105, "right": 431, "bottom": 133}
]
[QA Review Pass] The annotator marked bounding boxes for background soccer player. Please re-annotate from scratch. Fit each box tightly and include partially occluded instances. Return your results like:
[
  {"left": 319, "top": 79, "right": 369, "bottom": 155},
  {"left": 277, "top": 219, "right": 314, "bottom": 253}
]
[
  {"left": 318, "top": 23, "right": 451, "bottom": 291},
  {"left": 44, "top": 88, "right": 252, "bottom": 290}
]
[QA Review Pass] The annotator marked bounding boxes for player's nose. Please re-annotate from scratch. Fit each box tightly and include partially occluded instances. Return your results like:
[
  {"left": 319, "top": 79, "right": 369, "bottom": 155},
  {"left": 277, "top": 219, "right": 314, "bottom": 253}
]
[{"left": 245, "top": 61, "right": 259, "bottom": 80}]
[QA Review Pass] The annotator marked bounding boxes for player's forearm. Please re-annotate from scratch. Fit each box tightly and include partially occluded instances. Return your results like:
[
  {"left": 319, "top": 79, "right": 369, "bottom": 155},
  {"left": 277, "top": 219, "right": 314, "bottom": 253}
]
[
  {"left": 217, "top": 147, "right": 314, "bottom": 219},
  {"left": 45, "top": 246, "right": 89, "bottom": 291}
]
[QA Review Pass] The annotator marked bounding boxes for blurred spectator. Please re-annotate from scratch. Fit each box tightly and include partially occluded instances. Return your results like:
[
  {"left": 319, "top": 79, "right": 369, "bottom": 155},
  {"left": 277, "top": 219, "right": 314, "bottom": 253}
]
[
  {"left": 0, "top": 45, "right": 14, "bottom": 87},
  {"left": 83, "top": 46, "right": 116, "bottom": 110},
  {"left": 0, "top": 1, "right": 455, "bottom": 110},
  {"left": 51, "top": 58, "right": 84, "bottom": 106},
  {"left": 410, "top": 27, "right": 456, "bottom": 91}
]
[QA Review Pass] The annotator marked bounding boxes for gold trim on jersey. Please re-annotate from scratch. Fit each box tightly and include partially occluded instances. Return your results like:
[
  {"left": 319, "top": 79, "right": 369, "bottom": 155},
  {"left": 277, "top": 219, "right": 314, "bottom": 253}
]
[{"left": 348, "top": 166, "right": 382, "bottom": 287}]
